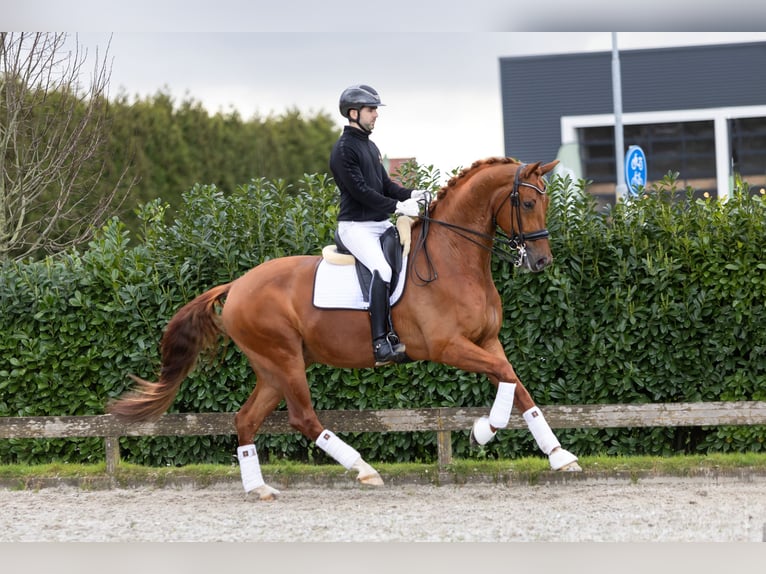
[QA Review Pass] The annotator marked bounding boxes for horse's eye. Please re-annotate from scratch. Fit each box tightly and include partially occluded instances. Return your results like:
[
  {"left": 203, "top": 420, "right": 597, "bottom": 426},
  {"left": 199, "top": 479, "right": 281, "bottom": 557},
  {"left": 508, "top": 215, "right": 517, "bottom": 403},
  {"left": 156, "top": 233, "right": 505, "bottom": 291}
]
[{"left": 523, "top": 200, "right": 535, "bottom": 210}]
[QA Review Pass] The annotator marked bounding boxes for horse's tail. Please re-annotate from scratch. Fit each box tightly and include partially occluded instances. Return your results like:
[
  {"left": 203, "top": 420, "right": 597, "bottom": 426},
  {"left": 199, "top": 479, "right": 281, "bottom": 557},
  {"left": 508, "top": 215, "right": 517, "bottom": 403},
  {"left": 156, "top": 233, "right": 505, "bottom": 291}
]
[{"left": 107, "top": 283, "right": 232, "bottom": 422}]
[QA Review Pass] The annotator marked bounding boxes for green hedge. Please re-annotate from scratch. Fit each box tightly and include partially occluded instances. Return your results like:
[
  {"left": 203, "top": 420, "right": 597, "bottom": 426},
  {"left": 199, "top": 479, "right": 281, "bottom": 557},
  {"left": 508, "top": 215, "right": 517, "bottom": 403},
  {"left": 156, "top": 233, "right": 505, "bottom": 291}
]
[
  {"left": 1, "top": 170, "right": 765, "bottom": 465},
  {"left": 507, "top": 172, "right": 766, "bottom": 456}
]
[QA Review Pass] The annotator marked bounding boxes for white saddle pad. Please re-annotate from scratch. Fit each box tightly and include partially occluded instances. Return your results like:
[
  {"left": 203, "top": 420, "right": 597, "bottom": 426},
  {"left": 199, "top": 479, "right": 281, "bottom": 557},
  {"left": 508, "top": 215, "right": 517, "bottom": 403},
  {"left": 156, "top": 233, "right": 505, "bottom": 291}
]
[{"left": 312, "top": 256, "right": 407, "bottom": 310}]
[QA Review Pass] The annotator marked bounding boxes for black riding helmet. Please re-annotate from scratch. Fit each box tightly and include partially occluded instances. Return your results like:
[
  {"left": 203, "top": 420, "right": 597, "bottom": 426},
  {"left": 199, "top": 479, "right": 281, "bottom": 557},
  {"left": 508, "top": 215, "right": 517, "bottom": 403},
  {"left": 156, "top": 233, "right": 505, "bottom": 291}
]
[{"left": 339, "top": 85, "right": 385, "bottom": 132}]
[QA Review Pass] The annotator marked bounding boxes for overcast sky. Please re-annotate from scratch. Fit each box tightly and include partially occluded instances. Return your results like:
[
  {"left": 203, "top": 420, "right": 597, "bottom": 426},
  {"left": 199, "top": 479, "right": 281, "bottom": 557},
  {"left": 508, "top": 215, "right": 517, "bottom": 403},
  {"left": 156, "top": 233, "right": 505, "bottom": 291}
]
[
  {"left": 7, "top": 0, "right": 765, "bottom": 181},
  {"left": 0, "top": 7, "right": 750, "bottom": 181},
  {"left": 62, "top": 32, "right": 763, "bottom": 181}
]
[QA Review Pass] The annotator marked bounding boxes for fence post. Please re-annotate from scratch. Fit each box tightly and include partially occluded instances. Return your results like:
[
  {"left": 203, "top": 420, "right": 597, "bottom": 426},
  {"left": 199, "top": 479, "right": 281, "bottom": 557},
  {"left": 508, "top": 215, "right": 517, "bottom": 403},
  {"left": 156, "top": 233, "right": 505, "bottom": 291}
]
[
  {"left": 436, "top": 431, "right": 453, "bottom": 466},
  {"left": 434, "top": 409, "right": 453, "bottom": 466},
  {"left": 104, "top": 436, "right": 121, "bottom": 476}
]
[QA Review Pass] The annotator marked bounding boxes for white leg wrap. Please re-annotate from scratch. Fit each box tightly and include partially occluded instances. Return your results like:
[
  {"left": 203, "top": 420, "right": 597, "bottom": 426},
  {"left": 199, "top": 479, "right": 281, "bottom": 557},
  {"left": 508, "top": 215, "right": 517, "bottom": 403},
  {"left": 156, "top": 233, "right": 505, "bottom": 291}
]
[
  {"left": 471, "top": 416, "right": 496, "bottom": 445},
  {"left": 488, "top": 382, "right": 516, "bottom": 429},
  {"left": 316, "top": 429, "right": 361, "bottom": 469},
  {"left": 523, "top": 406, "right": 561, "bottom": 455},
  {"left": 237, "top": 444, "right": 265, "bottom": 493}
]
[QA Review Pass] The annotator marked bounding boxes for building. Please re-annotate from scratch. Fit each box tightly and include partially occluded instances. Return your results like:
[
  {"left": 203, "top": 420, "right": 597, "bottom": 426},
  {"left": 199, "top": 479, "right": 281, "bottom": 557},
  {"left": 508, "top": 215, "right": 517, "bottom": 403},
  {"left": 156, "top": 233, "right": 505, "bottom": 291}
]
[
  {"left": 499, "top": 41, "right": 766, "bottom": 207},
  {"left": 383, "top": 156, "right": 416, "bottom": 185}
]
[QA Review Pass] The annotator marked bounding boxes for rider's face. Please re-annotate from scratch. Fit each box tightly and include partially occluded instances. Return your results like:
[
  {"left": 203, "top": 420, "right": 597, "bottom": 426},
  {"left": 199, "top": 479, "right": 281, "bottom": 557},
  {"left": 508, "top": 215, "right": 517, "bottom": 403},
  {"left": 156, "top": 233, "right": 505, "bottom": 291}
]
[{"left": 354, "top": 106, "right": 378, "bottom": 132}]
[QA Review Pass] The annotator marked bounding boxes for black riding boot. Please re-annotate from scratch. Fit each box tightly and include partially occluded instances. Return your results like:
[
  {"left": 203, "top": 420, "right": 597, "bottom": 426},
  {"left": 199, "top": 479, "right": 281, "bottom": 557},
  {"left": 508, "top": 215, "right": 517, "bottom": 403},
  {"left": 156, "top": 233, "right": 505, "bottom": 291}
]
[{"left": 369, "top": 271, "right": 406, "bottom": 365}]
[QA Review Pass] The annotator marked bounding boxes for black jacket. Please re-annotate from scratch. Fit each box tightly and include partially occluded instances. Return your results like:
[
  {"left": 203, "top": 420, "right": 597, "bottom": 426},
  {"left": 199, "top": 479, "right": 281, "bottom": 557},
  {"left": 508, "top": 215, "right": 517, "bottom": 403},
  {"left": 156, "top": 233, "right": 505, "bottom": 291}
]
[{"left": 330, "top": 126, "right": 412, "bottom": 222}]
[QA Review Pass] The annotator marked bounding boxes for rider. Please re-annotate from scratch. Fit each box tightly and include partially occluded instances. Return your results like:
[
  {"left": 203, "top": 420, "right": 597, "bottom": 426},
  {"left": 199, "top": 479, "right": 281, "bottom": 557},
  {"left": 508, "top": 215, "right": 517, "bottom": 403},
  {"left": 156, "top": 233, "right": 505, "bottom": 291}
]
[{"left": 329, "top": 84, "right": 428, "bottom": 365}]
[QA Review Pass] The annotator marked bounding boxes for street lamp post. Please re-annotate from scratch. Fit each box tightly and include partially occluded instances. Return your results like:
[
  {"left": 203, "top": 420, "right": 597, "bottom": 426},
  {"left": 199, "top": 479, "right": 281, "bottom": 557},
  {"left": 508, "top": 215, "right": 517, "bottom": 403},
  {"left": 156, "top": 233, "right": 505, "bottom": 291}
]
[{"left": 612, "top": 32, "right": 628, "bottom": 200}]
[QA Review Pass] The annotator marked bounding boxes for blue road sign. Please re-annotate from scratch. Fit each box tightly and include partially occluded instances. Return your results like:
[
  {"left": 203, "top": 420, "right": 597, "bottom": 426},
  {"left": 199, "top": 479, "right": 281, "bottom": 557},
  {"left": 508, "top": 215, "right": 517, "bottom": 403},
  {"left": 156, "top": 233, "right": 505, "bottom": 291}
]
[{"left": 625, "top": 145, "right": 647, "bottom": 195}]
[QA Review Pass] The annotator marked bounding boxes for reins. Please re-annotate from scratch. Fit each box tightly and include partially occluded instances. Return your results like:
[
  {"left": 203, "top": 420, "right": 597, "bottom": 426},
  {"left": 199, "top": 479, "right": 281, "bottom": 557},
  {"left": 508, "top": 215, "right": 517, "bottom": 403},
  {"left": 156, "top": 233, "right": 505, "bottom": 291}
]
[{"left": 409, "top": 163, "right": 549, "bottom": 285}]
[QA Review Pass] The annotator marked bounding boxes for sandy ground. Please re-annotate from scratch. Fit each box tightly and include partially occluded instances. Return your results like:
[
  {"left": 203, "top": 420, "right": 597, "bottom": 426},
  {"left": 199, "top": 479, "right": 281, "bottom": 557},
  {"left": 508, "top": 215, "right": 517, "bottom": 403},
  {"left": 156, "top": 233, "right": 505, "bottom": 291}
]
[{"left": 1, "top": 475, "right": 765, "bottom": 542}]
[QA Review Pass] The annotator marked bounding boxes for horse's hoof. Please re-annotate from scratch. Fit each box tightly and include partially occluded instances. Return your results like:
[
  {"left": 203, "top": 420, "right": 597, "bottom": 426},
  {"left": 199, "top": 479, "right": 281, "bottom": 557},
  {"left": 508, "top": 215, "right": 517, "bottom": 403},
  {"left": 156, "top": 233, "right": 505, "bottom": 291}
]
[
  {"left": 352, "top": 458, "right": 384, "bottom": 486},
  {"left": 358, "top": 472, "right": 384, "bottom": 486},
  {"left": 470, "top": 415, "right": 496, "bottom": 447},
  {"left": 549, "top": 448, "right": 581, "bottom": 471},
  {"left": 246, "top": 484, "right": 281, "bottom": 501}
]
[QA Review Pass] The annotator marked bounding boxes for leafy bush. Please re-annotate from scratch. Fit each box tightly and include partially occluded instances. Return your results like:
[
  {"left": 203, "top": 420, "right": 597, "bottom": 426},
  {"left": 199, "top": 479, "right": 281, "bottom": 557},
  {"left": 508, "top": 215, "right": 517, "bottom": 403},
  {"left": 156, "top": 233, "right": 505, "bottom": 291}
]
[
  {"left": 500, "top": 172, "right": 766, "bottom": 456},
  {"left": 2, "top": 169, "right": 765, "bottom": 465}
]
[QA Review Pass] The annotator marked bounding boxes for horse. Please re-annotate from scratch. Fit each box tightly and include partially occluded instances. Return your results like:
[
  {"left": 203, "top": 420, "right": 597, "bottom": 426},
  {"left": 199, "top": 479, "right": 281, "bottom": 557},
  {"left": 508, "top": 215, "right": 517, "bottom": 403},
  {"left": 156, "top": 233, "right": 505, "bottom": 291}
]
[{"left": 108, "top": 157, "right": 581, "bottom": 500}]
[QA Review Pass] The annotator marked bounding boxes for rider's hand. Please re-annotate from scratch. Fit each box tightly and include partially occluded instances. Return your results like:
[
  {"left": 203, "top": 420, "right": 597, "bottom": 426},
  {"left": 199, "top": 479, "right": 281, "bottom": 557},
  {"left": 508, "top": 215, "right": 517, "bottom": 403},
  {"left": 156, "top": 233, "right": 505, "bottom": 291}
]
[
  {"left": 395, "top": 198, "right": 421, "bottom": 217},
  {"left": 410, "top": 189, "right": 431, "bottom": 202}
]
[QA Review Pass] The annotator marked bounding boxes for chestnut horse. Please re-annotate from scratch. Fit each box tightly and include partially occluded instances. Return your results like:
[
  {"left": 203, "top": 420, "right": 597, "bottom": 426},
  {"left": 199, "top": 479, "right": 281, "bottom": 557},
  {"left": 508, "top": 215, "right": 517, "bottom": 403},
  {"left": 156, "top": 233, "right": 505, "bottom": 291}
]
[{"left": 108, "top": 157, "right": 581, "bottom": 500}]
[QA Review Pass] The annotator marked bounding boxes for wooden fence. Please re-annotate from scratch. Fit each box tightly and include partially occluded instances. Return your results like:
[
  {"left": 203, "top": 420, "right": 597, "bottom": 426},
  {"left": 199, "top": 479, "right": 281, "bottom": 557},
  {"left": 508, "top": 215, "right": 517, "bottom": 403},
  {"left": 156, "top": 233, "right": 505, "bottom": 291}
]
[{"left": 2, "top": 401, "right": 766, "bottom": 475}]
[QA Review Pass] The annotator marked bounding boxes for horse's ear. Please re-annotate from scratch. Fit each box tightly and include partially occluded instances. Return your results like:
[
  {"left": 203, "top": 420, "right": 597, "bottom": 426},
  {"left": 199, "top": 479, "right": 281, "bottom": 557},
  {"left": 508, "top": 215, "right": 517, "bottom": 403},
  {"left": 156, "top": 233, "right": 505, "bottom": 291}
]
[
  {"left": 521, "top": 161, "right": 542, "bottom": 178},
  {"left": 540, "top": 160, "right": 560, "bottom": 176}
]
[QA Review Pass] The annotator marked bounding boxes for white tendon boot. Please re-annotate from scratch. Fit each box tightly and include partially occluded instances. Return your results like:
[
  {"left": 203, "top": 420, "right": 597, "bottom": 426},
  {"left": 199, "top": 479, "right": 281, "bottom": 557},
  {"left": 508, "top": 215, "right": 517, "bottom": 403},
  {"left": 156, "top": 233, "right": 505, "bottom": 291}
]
[
  {"left": 471, "top": 382, "right": 516, "bottom": 446},
  {"left": 237, "top": 444, "right": 281, "bottom": 500},
  {"left": 316, "top": 429, "right": 384, "bottom": 486},
  {"left": 522, "top": 407, "right": 581, "bottom": 471}
]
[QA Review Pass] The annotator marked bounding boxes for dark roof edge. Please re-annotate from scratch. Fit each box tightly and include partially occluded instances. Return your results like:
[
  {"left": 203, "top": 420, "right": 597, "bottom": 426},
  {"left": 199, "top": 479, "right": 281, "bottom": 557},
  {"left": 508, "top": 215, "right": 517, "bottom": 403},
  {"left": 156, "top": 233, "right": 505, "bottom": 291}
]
[{"left": 498, "top": 40, "right": 766, "bottom": 63}]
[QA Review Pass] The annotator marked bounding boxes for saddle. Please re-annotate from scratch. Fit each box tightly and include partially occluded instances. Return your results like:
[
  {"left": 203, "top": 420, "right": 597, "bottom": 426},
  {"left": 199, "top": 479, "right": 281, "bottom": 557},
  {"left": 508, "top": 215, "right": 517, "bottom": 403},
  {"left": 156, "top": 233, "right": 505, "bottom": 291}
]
[{"left": 320, "top": 216, "right": 413, "bottom": 302}]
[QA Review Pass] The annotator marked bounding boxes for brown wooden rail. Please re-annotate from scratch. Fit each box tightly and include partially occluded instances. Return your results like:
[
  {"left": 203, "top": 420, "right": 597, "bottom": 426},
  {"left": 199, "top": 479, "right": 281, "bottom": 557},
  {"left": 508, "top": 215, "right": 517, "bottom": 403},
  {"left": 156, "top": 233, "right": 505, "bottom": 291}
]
[{"left": 2, "top": 401, "right": 766, "bottom": 474}]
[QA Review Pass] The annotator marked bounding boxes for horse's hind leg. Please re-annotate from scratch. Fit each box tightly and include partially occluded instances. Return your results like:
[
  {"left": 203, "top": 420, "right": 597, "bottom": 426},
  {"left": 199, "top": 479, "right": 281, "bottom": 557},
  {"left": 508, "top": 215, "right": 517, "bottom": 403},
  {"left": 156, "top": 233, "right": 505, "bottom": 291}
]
[
  {"left": 277, "top": 368, "right": 384, "bottom": 487},
  {"left": 234, "top": 378, "right": 285, "bottom": 501},
  {"left": 241, "top": 350, "right": 384, "bottom": 490},
  {"left": 314, "top": 429, "right": 384, "bottom": 486}
]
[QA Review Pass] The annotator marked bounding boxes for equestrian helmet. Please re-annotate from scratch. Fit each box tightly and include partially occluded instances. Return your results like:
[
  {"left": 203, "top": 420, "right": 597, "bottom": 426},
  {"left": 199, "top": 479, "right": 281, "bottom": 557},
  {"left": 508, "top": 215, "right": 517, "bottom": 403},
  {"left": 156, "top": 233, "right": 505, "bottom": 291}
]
[{"left": 339, "top": 84, "right": 385, "bottom": 118}]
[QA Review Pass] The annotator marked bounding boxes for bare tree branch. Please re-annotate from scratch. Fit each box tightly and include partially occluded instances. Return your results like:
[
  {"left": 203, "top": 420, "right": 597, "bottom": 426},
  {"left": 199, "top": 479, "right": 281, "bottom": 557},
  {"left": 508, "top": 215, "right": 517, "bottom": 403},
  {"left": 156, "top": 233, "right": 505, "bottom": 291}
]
[{"left": 0, "top": 32, "right": 135, "bottom": 260}]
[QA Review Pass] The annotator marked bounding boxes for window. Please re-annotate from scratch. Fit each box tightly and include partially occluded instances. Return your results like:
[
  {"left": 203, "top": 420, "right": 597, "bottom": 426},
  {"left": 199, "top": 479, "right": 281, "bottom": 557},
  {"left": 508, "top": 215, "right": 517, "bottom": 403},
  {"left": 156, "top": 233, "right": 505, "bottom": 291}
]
[
  {"left": 562, "top": 106, "right": 766, "bottom": 207},
  {"left": 730, "top": 116, "right": 766, "bottom": 196},
  {"left": 579, "top": 120, "right": 717, "bottom": 209}
]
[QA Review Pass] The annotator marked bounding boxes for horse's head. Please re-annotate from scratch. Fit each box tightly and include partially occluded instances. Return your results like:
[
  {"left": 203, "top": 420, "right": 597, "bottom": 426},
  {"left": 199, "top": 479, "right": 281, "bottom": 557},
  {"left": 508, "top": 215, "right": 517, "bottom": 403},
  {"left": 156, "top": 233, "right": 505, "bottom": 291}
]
[
  {"left": 495, "top": 160, "right": 558, "bottom": 273},
  {"left": 424, "top": 157, "right": 557, "bottom": 275}
]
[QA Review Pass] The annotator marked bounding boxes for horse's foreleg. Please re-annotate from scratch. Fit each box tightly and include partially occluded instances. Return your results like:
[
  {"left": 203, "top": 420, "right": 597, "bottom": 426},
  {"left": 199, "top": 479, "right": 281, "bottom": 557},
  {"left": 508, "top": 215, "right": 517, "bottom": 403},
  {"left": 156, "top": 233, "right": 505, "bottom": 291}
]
[
  {"left": 446, "top": 337, "right": 581, "bottom": 472},
  {"left": 471, "top": 384, "right": 581, "bottom": 471},
  {"left": 521, "top": 405, "right": 580, "bottom": 471},
  {"left": 470, "top": 381, "right": 516, "bottom": 445},
  {"left": 515, "top": 383, "right": 581, "bottom": 472}
]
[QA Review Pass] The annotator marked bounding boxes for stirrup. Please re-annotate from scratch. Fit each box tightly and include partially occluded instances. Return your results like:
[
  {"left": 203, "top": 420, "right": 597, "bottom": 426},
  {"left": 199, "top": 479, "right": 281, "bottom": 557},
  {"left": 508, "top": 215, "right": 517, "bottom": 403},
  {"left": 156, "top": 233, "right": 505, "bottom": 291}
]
[
  {"left": 373, "top": 335, "right": 407, "bottom": 365},
  {"left": 385, "top": 331, "right": 405, "bottom": 352}
]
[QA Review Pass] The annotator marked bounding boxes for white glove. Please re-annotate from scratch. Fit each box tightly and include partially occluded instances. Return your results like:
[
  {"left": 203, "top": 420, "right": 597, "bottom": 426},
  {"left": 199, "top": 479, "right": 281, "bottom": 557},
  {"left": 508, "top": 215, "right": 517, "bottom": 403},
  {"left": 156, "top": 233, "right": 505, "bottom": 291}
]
[
  {"left": 410, "top": 189, "right": 431, "bottom": 202},
  {"left": 395, "top": 197, "right": 421, "bottom": 217}
]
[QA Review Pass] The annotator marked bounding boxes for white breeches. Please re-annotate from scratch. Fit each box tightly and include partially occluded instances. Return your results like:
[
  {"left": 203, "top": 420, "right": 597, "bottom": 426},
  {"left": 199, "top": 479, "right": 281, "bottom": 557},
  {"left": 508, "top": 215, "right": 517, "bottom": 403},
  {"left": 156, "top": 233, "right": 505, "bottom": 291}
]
[{"left": 337, "top": 220, "right": 394, "bottom": 282}]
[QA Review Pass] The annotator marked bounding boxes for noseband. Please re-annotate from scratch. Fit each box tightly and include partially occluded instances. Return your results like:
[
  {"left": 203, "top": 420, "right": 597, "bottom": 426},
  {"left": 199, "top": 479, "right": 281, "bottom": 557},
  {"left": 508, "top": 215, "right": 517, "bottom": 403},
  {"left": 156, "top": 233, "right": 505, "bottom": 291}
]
[{"left": 497, "top": 163, "right": 550, "bottom": 267}]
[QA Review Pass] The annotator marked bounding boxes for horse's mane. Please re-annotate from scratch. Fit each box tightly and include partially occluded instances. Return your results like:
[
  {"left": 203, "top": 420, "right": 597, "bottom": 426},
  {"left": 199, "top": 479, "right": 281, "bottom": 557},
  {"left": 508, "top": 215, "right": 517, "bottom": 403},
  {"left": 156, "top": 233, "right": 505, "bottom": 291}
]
[{"left": 430, "top": 156, "right": 521, "bottom": 214}]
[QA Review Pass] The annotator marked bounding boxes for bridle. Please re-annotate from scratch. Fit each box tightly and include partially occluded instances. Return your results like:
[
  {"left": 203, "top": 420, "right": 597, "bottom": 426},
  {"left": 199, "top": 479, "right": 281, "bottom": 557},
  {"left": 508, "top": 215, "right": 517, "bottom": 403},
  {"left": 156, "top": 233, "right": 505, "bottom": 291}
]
[
  {"left": 410, "top": 163, "right": 550, "bottom": 284},
  {"left": 497, "top": 162, "right": 550, "bottom": 267}
]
